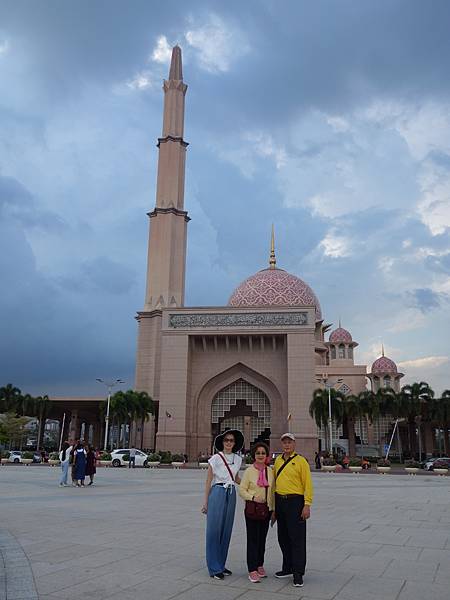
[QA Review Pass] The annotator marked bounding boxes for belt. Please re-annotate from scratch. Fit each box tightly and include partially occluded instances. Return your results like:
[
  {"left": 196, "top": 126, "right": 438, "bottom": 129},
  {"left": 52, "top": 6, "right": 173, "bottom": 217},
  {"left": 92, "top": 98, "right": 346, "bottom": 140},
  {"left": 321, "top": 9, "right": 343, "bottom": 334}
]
[{"left": 275, "top": 493, "right": 302, "bottom": 499}]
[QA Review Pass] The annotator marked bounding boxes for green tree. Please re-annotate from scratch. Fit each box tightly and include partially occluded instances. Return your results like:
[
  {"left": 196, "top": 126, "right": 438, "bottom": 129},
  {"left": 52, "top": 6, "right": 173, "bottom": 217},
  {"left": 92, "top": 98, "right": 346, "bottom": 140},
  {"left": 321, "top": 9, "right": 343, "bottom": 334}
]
[
  {"left": 0, "top": 412, "right": 31, "bottom": 449},
  {"left": 309, "top": 388, "right": 344, "bottom": 452},
  {"left": 431, "top": 390, "right": 450, "bottom": 456},
  {"left": 0, "top": 384, "right": 23, "bottom": 414},
  {"left": 400, "top": 382, "right": 434, "bottom": 456}
]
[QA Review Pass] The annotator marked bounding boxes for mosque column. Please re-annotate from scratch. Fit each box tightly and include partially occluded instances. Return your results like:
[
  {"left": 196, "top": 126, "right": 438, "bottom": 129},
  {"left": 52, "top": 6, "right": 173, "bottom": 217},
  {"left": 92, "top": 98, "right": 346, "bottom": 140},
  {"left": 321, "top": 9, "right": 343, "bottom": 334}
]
[
  {"left": 285, "top": 327, "right": 316, "bottom": 462},
  {"left": 156, "top": 333, "right": 189, "bottom": 454},
  {"left": 68, "top": 410, "right": 79, "bottom": 443}
]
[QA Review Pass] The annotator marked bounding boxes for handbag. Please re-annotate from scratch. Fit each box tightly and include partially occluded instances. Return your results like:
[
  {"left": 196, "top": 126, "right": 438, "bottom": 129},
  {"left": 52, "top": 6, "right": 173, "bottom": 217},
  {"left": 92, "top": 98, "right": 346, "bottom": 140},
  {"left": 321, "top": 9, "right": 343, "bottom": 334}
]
[{"left": 245, "top": 468, "right": 269, "bottom": 521}]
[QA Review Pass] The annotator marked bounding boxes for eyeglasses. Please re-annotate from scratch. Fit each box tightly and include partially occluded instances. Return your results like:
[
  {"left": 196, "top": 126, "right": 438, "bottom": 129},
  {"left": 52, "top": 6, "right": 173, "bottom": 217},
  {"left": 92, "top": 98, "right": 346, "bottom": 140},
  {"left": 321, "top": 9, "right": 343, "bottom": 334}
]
[
  {"left": 255, "top": 452, "right": 267, "bottom": 456},
  {"left": 224, "top": 438, "right": 235, "bottom": 443}
]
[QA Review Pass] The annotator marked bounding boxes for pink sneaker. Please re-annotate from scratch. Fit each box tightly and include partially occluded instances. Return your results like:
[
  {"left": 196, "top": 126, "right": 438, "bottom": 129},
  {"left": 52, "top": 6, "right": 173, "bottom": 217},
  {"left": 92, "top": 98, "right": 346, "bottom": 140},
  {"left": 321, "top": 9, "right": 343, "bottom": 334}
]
[
  {"left": 248, "top": 571, "right": 260, "bottom": 583},
  {"left": 257, "top": 566, "right": 267, "bottom": 578}
]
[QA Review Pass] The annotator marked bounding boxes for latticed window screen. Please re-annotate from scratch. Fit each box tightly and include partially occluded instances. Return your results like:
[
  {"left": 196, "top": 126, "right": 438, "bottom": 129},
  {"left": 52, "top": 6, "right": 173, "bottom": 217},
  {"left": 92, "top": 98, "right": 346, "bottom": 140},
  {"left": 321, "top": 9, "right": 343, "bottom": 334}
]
[
  {"left": 212, "top": 379, "right": 271, "bottom": 440},
  {"left": 373, "top": 415, "right": 393, "bottom": 444}
]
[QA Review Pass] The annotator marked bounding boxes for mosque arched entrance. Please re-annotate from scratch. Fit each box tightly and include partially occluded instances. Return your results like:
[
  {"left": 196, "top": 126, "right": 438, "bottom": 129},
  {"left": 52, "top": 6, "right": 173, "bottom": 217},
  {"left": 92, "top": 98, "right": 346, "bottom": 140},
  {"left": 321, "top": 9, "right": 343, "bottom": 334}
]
[{"left": 211, "top": 379, "right": 271, "bottom": 451}]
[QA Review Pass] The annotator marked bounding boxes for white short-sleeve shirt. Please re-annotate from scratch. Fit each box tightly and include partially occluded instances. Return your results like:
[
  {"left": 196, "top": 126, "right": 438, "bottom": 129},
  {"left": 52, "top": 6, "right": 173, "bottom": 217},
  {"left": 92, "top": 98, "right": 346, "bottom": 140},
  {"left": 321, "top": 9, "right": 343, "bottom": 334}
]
[{"left": 209, "top": 452, "right": 242, "bottom": 487}]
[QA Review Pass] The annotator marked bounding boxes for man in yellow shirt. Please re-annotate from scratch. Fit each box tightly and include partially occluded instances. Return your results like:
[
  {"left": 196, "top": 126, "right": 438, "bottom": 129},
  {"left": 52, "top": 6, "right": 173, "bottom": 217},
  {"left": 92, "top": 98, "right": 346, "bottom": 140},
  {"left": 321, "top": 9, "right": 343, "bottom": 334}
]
[{"left": 273, "top": 433, "right": 313, "bottom": 588}]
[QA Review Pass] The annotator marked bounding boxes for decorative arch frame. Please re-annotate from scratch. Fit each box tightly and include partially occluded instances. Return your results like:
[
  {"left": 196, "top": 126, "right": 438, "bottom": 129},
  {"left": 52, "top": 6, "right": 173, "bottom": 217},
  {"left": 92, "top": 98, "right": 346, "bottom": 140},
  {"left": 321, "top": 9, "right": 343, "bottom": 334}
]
[{"left": 193, "top": 362, "right": 285, "bottom": 445}]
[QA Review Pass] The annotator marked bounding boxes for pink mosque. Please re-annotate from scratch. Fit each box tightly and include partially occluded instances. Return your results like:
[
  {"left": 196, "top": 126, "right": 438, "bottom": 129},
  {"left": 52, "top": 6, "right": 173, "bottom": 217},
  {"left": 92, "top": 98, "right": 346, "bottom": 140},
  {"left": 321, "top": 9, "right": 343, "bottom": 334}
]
[{"left": 134, "top": 47, "right": 405, "bottom": 461}]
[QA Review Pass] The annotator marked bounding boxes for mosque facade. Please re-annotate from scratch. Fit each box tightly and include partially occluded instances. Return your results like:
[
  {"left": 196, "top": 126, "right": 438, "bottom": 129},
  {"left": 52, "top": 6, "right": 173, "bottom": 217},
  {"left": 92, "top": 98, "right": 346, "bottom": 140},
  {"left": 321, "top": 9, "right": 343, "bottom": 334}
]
[{"left": 134, "top": 47, "right": 403, "bottom": 461}]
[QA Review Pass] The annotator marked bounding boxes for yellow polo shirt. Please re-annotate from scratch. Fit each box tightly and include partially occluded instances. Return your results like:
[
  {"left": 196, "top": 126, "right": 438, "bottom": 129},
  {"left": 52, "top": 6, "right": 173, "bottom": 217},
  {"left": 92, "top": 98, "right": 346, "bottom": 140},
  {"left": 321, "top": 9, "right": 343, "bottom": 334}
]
[{"left": 274, "top": 452, "right": 314, "bottom": 506}]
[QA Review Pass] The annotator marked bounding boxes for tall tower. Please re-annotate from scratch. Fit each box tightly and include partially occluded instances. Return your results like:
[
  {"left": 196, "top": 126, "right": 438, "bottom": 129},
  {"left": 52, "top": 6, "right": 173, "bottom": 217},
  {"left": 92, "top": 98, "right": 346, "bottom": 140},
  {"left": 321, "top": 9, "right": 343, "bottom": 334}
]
[{"left": 144, "top": 45, "right": 190, "bottom": 310}]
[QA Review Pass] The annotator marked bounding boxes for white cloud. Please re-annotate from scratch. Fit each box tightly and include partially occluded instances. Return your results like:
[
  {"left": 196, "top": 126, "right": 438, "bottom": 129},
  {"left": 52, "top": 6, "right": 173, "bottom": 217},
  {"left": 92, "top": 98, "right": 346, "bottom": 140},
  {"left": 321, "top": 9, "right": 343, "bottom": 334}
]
[
  {"left": 151, "top": 35, "right": 172, "bottom": 64},
  {"left": 386, "top": 309, "right": 427, "bottom": 333},
  {"left": 319, "top": 230, "right": 352, "bottom": 258},
  {"left": 398, "top": 356, "right": 450, "bottom": 370},
  {"left": 326, "top": 115, "right": 350, "bottom": 133},
  {"left": 185, "top": 14, "right": 249, "bottom": 73},
  {"left": 0, "top": 39, "right": 9, "bottom": 56},
  {"left": 417, "top": 159, "right": 450, "bottom": 235},
  {"left": 126, "top": 70, "right": 153, "bottom": 90}
]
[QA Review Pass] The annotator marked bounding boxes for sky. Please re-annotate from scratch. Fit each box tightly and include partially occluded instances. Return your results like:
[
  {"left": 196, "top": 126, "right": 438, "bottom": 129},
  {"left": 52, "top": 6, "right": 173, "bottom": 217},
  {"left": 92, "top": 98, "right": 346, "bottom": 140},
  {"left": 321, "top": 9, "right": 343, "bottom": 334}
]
[{"left": 1, "top": 0, "right": 449, "bottom": 397}]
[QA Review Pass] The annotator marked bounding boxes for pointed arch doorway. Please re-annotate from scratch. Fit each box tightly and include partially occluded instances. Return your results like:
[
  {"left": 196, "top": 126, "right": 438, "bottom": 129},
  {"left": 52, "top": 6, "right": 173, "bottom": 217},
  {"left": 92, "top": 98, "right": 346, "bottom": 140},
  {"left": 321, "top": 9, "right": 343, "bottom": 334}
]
[{"left": 211, "top": 379, "right": 271, "bottom": 451}]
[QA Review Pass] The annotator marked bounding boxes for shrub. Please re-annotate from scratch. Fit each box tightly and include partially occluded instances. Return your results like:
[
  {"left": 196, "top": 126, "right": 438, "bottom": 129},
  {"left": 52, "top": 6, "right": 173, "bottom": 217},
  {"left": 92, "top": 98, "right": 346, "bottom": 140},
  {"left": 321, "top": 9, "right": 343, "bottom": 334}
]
[
  {"left": 405, "top": 460, "right": 421, "bottom": 469},
  {"left": 49, "top": 452, "right": 60, "bottom": 461},
  {"left": 147, "top": 453, "right": 161, "bottom": 462},
  {"left": 377, "top": 458, "right": 391, "bottom": 467},
  {"left": 197, "top": 454, "right": 210, "bottom": 463},
  {"left": 22, "top": 451, "right": 34, "bottom": 459},
  {"left": 245, "top": 454, "right": 253, "bottom": 464},
  {"left": 322, "top": 457, "right": 336, "bottom": 466},
  {"left": 349, "top": 457, "right": 362, "bottom": 467},
  {"left": 99, "top": 452, "right": 112, "bottom": 461},
  {"left": 171, "top": 453, "right": 185, "bottom": 463},
  {"left": 159, "top": 451, "right": 172, "bottom": 464},
  {"left": 122, "top": 454, "right": 130, "bottom": 462}
]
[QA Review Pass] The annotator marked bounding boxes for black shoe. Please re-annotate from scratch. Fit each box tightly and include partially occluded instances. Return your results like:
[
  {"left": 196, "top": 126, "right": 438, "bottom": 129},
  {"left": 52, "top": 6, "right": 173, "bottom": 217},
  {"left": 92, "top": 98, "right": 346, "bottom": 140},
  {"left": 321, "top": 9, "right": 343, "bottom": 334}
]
[
  {"left": 87, "top": 481, "right": 93, "bottom": 486},
  {"left": 211, "top": 573, "right": 224, "bottom": 580},
  {"left": 275, "top": 570, "right": 292, "bottom": 578},
  {"left": 293, "top": 574, "right": 304, "bottom": 587},
  {"left": 223, "top": 568, "right": 232, "bottom": 576}
]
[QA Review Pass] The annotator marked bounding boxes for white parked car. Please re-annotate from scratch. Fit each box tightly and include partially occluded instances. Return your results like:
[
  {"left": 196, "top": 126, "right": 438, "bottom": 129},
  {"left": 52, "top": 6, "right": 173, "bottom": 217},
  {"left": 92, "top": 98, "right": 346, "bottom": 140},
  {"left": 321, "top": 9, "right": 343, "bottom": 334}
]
[
  {"left": 423, "top": 457, "right": 450, "bottom": 471},
  {"left": 8, "top": 451, "right": 23, "bottom": 463},
  {"left": 110, "top": 449, "right": 148, "bottom": 468}
]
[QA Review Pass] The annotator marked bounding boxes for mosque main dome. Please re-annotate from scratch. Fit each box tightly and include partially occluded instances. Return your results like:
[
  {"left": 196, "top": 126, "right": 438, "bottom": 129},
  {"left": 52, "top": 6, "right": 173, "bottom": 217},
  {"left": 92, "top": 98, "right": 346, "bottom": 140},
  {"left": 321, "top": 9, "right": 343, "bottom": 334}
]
[{"left": 228, "top": 267, "right": 322, "bottom": 320}]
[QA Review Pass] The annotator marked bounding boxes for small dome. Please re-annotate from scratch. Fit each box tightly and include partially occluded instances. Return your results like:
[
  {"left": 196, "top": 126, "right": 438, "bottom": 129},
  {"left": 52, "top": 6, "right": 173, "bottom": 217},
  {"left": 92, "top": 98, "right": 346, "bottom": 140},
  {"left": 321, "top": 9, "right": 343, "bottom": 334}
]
[
  {"left": 228, "top": 267, "right": 322, "bottom": 320},
  {"left": 372, "top": 356, "right": 398, "bottom": 374},
  {"left": 329, "top": 327, "right": 352, "bottom": 343}
]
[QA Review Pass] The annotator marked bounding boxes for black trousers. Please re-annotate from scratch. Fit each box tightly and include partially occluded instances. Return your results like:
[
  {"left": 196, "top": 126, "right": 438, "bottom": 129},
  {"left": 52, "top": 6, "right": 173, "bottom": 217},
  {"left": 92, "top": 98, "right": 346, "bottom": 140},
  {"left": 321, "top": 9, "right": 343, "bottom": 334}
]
[
  {"left": 245, "top": 514, "right": 270, "bottom": 572},
  {"left": 275, "top": 494, "right": 306, "bottom": 576}
]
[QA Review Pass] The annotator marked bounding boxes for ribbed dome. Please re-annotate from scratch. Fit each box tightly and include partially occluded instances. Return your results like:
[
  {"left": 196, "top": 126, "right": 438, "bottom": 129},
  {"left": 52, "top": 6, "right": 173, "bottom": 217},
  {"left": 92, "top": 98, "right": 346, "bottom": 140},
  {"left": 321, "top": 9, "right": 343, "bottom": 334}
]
[
  {"left": 329, "top": 327, "right": 352, "bottom": 343},
  {"left": 228, "top": 267, "right": 322, "bottom": 320},
  {"left": 372, "top": 356, "right": 398, "bottom": 374}
]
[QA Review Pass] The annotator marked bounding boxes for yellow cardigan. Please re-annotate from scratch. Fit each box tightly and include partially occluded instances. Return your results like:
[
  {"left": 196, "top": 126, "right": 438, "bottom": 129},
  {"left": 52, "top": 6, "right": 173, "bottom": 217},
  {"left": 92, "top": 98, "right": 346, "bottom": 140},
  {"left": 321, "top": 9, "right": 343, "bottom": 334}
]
[{"left": 239, "top": 464, "right": 275, "bottom": 511}]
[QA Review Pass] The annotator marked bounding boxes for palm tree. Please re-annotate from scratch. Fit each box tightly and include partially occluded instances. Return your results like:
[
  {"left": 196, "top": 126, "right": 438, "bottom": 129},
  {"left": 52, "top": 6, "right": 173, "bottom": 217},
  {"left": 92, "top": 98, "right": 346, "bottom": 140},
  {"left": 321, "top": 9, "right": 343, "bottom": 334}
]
[
  {"left": 432, "top": 390, "right": 450, "bottom": 456},
  {"left": 133, "top": 390, "right": 154, "bottom": 448},
  {"left": 400, "top": 382, "right": 434, "bottom": 457},
  {"left": 0, "top": 384, "right": 23, "bottom": 414},
  {"left": 341, "top": 394, "right": 359, "bottom": 457},
  {"left": 309, "top": 388, "right": 344, "bottom": 452},
  {"left": 30, "top": 395, "right": 50, "bottom": 450}
]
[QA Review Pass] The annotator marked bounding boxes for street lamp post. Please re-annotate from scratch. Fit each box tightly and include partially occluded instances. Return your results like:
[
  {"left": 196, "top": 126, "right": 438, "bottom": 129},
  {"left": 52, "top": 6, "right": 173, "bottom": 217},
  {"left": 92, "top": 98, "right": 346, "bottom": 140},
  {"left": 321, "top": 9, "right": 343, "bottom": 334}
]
[
  {"left": 96, "top": 378, "right": 124, "bottom": 451},
  {"left": 316, "top": 374, "right": 343, "bottom": 454}
]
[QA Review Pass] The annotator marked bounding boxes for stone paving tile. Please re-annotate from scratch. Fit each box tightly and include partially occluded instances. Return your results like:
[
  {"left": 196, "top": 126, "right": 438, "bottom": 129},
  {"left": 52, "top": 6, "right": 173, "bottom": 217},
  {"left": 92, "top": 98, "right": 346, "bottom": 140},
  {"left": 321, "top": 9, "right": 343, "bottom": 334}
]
[
  {"left": 404, "top": 531, "right": 449, "bottom": 549},
  {"left": 372, "top": 544, "right": 422, "bottom": 560},
  {"left": 168, "top": 582, "right": 249, "bottom": 600},
  {"left": 334, "top": 574, "right": 405, "bottom": 600},
  {"left": 333, "top": 541, "right": 382, "bottom": 557},
  {"left": 419, "top": 547, "right": 450, "bottom": 566},
  {"left": 383, "top": 558, "right": 438, "bottom": 582},
  {"left": 398, "top": 580, "right": 450, "bottom": 600},
  {"left": 235, "top": 590, "right": 294, "bottom": 600},
  {"left": 434, "top": 564, "right": 450, "bottom": 585},
  {"left": 336, "top": 555, "right": 391, "bottom": 577}
]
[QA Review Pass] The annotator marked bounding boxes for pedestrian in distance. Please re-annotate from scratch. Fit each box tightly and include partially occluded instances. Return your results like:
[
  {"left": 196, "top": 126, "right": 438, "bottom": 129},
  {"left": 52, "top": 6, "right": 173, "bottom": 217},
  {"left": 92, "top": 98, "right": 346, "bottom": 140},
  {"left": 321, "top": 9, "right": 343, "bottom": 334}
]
[
  {"left": 201, "top": 429, "right": 244, "bottom": 580},
  {"left": 85, "top": 445, "right": 97, "bottom": 485},
  {"left": 273, "top": 433, "right": 313, "bottom": 588},
  {"left": 314, "top": 451, "right": 321, "bottom": 470},
  {"left": 239, "top": 442, "right": 274, "bottom": 583},
  {"left": 73, "top": 441, "right": 87, "bottom": 487},
  {"left": 59, "top": 441, "right": 72, "bottom": 486},
  {"left": 128, "top": 447, "right": 137, "bottom": 468},
  {"left": 69, "top": 440, "right": 78, "bottom": 486}
]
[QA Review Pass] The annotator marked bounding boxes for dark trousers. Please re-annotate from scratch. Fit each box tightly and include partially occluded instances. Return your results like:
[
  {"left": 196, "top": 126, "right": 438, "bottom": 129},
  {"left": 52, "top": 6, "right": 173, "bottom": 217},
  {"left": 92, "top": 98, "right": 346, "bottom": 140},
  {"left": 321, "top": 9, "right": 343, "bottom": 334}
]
[
  {"left": 129, "top": 457, "right": 135, "bottom": 468},
  {"left": 245, "top": 514, "right": 270, "bottom": 572},
  {"left": 275, "top": 494, "right": 306, "bottom": 576}
]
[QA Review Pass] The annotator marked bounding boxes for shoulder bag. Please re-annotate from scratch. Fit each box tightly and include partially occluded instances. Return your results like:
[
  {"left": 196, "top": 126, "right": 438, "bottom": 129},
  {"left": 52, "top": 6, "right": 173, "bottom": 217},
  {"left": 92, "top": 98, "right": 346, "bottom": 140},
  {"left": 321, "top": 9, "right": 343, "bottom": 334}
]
[{"left": 244, "top": 467, "right": 270, "bottom": 521}]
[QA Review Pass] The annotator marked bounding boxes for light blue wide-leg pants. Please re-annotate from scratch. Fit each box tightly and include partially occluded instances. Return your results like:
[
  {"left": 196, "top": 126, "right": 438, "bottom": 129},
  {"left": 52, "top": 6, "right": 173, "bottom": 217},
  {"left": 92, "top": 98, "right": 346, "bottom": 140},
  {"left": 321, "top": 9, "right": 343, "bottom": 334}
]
[
  {"left": 60, "top": 461, "right": 69, "bottom": 485},
  {"left": 206, "top": 485, "right": 236, "bottom": 576}
]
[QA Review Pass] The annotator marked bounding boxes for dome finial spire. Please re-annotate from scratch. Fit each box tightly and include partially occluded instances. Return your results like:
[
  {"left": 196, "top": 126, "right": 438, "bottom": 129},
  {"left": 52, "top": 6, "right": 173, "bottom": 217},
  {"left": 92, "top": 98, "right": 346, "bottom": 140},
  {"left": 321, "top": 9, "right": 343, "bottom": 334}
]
[
  {"left": 269, "top": 224, "right": 276, "bottom": 269},
  {"left": 339, "top": 316, "right": 342, "bottom": 328},
  {"left": 381, "top": 343, "right": 385, "bottom": 357}
]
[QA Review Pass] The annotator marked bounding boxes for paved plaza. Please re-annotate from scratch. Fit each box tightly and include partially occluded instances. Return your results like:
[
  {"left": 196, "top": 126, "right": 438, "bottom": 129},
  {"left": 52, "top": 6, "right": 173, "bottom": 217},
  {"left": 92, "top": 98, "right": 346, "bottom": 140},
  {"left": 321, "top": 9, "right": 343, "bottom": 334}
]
[{"left": 1, "top": 466, "right": 450, "bottom": 600}]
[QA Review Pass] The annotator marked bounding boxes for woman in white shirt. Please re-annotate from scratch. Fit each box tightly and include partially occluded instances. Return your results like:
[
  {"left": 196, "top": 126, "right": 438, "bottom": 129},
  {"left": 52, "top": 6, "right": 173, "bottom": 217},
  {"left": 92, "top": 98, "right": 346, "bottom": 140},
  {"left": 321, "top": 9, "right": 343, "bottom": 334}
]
[
  {"left": 58, "top": 441, "right": 72, "bottom": 487},
  {"left": 201, "top": 429, "right": 244, "bottom": 580}
]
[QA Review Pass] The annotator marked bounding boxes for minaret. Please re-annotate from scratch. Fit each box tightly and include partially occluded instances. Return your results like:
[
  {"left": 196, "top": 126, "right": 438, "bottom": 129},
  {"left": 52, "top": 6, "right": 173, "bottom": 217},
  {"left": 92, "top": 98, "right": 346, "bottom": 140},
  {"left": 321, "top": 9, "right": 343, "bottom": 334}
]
[
  {"left": 144, "top": 45, "right": 190, "bottom": 310},
  {"left": 269, "top": 224, "right": 276, "bottom": 269}
]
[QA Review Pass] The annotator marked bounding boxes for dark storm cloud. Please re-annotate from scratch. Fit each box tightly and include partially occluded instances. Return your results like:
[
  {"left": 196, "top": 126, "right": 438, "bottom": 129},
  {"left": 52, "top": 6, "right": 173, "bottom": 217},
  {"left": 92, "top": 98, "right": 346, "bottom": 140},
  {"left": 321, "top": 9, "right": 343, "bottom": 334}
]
[{"left": 57, "top": 256, "right": 136, "bottom": 295}]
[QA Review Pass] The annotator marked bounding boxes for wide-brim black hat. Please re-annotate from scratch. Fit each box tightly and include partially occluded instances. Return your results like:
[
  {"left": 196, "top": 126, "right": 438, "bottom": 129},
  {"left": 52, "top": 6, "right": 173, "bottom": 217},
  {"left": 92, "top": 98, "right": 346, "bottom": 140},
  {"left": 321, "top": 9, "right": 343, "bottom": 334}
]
[{"left": 214, "top": 429, "right": 244, "bottom": 453}]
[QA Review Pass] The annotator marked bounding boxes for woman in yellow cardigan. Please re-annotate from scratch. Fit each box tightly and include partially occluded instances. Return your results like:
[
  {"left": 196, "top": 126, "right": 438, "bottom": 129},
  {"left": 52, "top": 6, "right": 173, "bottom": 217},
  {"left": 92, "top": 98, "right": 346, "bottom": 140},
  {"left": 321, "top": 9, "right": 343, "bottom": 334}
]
[{"left": 239, "top": 442, "right": 275, "bottom": 583}]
